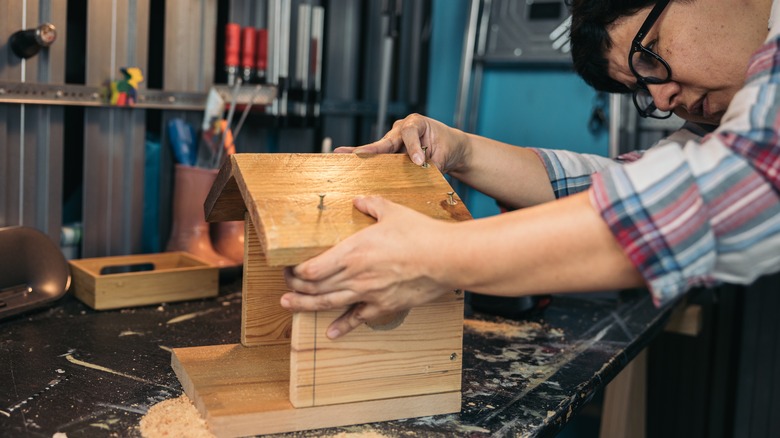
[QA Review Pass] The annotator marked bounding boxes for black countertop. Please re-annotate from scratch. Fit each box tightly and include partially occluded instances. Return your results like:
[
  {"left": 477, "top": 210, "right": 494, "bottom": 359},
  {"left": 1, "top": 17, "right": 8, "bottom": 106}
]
[{"left": 0, "top": 278, "right": 672, "bottom": 437}]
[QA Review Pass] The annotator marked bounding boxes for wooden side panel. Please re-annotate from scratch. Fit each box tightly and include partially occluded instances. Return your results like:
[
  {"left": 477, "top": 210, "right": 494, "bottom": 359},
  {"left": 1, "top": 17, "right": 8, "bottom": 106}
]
[
  {"left": 290, "top": 292, "right": 464, "bottom": 407},
  {"left": 172, "top": 343, "right": 461, "bottom": 437},
  {"left": 241, "top": 215, "right": 293, "bottom": 346}
]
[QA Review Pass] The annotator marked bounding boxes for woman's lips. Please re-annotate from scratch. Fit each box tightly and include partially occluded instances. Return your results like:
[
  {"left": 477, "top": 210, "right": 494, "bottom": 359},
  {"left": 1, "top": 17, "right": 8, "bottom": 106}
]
[
  {"left": 689, "top": 95, "right": 705, "bottom": 117},
  {"left": 702, "top": 95, "right": 712, "bottom": 120}
]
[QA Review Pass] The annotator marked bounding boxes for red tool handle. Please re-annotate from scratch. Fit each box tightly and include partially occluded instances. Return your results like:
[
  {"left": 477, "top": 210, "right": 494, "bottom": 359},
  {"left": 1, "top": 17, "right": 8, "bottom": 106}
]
[
  {"left": 240, "top": 27, "right": 256, "bottom": 69},
  {"left": 255, "top": 28, "right": 268, "bottom": 71},
  {"left": 224, "top": 23, "right": 241, "bottom": 68}
]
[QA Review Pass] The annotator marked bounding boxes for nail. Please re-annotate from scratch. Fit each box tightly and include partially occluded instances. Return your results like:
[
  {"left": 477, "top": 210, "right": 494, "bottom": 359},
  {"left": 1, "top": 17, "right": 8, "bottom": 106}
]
[
  {"left": 280, "top": 296, "right": 291, "bottom": 308},
  {"left": 412, "top": 153, "right": 424, "bottom": 166},
  {"left": 318, "top": 193, "right": 326, "bottom": 210},
  {"left": 447, "top": 192, "right": 457, "bottom": 205},
  {"left": 327, "top": 327, "right": 341, "bottom": 339},
  {"left": 421, "top": 146, "right": 429, "bottom": 168}
]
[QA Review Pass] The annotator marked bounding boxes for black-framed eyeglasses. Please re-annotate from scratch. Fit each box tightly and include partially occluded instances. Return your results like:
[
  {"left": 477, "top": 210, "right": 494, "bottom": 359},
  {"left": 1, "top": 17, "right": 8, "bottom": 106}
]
[{"left": 628, "top": 0, "right": 673, "bottom": 119}]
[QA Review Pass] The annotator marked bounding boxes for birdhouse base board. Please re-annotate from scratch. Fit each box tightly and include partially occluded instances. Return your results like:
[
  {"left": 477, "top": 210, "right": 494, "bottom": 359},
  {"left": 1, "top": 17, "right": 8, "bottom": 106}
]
[{"left": 171, "top": 343, "right": 461, "bottom": 437}]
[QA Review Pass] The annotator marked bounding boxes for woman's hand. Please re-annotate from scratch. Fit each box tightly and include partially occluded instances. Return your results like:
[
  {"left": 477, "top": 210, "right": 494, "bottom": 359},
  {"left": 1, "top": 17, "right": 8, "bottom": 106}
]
[
  {"left": 281, "top": 195, "right": 456, "bottom": 339},
  {"left": 333, "top": 113, "right": 470, "bottom": 174}
]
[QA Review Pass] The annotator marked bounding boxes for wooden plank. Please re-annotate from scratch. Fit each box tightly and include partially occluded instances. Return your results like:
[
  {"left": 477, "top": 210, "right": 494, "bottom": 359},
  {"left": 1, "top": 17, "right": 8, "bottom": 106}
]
[
  {"left": 69, "top": 252, "right": 218, "bottom": 310},
  {"left": 290, "top": 292, "right": 464, "bottom": 407},
  {"left": 241, "top": 214, "right": 292, "bottom": 346},
  {"left": 172, "top": 343, "right": 461, "bottom": 437},
  {"left": 664, "top": 303, "right": 702, "bottom": 337},
  {"left": 600, "top": 349, "right": 647, "bottom": 438},
  {"left": 205, "top": 154, "right": 471, "bottom": 266}
]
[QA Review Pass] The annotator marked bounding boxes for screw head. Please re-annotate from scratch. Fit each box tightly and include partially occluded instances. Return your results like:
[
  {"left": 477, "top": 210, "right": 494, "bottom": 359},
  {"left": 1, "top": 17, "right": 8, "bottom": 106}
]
[{"left": 450, "top": 353, "right": 458, "bottom": 361}]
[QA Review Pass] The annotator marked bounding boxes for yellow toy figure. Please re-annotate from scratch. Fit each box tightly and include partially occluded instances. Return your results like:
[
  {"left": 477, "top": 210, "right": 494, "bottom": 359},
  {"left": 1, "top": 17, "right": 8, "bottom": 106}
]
[{"left": 110, "top": 67, "right": 144, "bottom": 106}]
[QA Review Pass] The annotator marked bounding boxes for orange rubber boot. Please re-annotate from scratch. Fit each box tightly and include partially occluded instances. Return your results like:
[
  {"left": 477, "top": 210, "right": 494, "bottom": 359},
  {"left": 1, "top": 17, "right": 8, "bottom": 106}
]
[
  {"left": 166, "top": 164, "right": 236, "bottom": 267},
  {"left": 212, "top": 220, "right": 245, "bottom": 265}
]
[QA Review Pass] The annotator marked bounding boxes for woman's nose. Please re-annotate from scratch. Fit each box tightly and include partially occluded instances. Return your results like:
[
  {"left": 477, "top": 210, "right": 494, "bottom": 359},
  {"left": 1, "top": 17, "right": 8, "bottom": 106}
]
[{"left": 647, "top": 81, "right": 681, "bottom": 112}]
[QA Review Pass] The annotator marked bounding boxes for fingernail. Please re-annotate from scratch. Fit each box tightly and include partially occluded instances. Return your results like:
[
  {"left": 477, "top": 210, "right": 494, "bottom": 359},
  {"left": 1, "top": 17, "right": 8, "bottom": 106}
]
[
  {"left": 412, "top": 153, "right": 424, "bottom": 166},
  {"left": 280, "top": 296, "right": 291, "bottom": 308},
  {"left": 327, "top": 327, "right": 341, "bottom": 339}
]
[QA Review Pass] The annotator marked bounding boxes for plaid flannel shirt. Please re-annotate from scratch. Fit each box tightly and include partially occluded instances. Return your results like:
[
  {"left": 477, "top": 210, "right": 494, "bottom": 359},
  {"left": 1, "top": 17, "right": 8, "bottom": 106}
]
[{"left": 532, "top": 13, "right": 780, "bottom": 306}]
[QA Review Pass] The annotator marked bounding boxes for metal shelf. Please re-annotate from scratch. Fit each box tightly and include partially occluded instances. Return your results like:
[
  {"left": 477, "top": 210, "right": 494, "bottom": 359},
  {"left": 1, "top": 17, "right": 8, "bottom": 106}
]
[{"left": 0, "top": 81, "right": 276, "bottom": 111}]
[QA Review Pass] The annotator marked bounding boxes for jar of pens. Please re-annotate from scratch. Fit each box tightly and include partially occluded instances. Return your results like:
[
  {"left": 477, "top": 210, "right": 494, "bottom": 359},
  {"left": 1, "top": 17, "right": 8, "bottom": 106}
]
[{"left": 165, "top": 79, "right": 270, "bottom": 269}]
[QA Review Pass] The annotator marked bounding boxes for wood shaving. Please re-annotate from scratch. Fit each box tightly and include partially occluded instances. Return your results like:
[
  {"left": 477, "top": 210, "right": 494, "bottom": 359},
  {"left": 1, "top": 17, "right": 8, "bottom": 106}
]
[
  {"left": 464, "top": 319, "right": 545, "bottom": 338},
  {"left": 327, "top": 431, "right": 392, "bottom": 438},
  {"left": 139, "top": 394, "right": 214, "bottom": 438}
]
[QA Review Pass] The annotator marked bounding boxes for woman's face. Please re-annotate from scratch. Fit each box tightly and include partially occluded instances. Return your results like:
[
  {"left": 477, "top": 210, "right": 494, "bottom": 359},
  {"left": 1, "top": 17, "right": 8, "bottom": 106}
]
[{"left": 605, "top": 0, "right": 771, "bottom": 125}]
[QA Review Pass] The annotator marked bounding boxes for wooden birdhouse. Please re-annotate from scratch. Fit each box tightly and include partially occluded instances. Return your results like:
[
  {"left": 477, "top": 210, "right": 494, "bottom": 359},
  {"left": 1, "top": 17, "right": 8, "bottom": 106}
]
[{"left": 171, "top": 153, "right": 472, "bottom": 437}]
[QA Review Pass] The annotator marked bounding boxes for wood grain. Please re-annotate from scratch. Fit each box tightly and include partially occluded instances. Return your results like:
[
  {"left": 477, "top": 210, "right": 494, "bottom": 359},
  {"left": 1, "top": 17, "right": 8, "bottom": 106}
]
[
  {"left": 171, "top": 343, "right": 461, "bottom": 437},
  {"left": 69, "top": 252, "right": 218, "bottom": 310},
  {"left": 290, "top": 292, "right": 464, "bottom": 407},
  {"left": 205, "top": 153, "right": 471, "bottom": 266},
  {"left": 241, "top": 214, "right": 292, "bottom": 346}
]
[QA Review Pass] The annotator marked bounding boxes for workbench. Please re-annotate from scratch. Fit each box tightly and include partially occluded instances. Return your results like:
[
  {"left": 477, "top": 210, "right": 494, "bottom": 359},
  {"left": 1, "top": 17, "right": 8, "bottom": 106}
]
[{"left": 0, "top": 278, "right": 673, "bottom": 437}]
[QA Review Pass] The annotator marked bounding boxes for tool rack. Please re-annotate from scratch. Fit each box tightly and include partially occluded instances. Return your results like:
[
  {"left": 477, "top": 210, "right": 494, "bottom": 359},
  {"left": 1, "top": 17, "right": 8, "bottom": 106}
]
[{"left": 0, "top": 0, "right": 432, "bottom": 260}]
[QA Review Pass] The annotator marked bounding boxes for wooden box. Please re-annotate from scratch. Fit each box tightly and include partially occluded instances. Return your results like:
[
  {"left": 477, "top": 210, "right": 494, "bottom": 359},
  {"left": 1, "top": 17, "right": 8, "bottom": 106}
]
[
  {"left": 171, "top": 154, "right": 472, "bottom": 437},
  {"left": 69, "top": 252, "right": 218, "bottom": 310}
]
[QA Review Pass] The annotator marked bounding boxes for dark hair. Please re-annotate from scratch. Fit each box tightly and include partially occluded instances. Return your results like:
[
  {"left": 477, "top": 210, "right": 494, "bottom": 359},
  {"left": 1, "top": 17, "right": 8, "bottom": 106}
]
[{"left": 569, "top": 0, "right": 657, "bottom": 93}]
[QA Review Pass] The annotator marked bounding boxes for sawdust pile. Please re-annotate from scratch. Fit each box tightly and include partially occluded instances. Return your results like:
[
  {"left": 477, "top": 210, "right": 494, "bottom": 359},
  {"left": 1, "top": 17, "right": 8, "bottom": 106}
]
[
  {"left": 139, "top": 394, "right": 215, "bottom": 438},
  {"left": 139, "top": 395, "right": 393, "bottom": 438}
]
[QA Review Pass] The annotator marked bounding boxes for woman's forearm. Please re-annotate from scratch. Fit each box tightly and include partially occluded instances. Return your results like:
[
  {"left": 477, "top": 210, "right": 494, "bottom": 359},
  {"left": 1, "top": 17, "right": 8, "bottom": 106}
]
[
  {"left": 448, "top": 132, "right": 556, "bottom": 209},
  {"left": 437, "top": 191, "right": 645, "bottom": 295}
]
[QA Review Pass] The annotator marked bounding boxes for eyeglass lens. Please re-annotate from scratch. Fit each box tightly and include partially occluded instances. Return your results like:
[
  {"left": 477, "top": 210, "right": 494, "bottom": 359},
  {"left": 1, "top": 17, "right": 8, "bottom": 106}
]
[
  {"left": 630, "top": 48, "right": 670, "bottom": 83},
  {"left": 633, "top": 87, "right": 671, "bottom": 118}
]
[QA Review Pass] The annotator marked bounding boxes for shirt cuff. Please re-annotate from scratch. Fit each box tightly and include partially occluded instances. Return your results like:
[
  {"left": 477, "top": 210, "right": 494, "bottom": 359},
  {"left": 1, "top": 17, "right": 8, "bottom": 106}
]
[{"left": 589, "top": 161, "right": 718, "bottom": 307}]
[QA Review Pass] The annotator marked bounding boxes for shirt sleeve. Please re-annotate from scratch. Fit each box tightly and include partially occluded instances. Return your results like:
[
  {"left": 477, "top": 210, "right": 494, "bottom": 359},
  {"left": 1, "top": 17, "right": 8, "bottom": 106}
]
[
  {"left": 589, "top": 35, "right": 780, "bottom": 306},
  {"left": 529, "top": 148, "right": 618, "bottom": 199},
  {"left": 529, "top": 124, "right": 703, "bottom": 199}
]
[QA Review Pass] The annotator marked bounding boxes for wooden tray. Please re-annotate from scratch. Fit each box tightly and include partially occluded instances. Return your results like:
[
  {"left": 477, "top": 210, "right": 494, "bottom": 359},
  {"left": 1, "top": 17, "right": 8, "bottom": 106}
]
[{"left": 69, "top": 252, "right": 218, "bottom": 310}]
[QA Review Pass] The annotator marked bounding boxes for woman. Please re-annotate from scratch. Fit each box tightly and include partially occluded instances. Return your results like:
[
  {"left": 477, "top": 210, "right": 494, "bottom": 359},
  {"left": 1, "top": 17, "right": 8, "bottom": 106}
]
[{"left": 282, "top": 0, "right": 780, "bottom": 339}]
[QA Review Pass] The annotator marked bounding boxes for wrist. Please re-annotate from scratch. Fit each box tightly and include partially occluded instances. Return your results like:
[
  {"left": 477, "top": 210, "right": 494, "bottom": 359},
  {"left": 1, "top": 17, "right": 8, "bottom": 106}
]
[{"left": 445, "top": 129, "right": 473, "bottom": 176}]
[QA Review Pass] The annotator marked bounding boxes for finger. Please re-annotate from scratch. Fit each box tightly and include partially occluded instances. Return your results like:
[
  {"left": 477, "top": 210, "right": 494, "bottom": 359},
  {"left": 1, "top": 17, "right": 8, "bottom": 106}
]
[
  {"left": 280, "top": 289, "right": 360, "bottom": 312},
  {"left": 326, "top": 303, "right": 384, "bottom": 339},
  {"left": 284, "top": 263, "right": 358, "bottom": 296},
  {"left": 355, "top": 135, "right": 403, "bottom": 155},
  {"left": 352, "top": 196, "right": 391, "bottom": 222},
  {"left": 284, "top": 266, "right": 320, "bottom": 294},
  {"left": 288, "top": 248, "right": 348, "bottom": 285},
  {"left": 332, "top": 146, "right": 356, "bottom": 154},
  {"left": 398, "top": 119, "right": 427, "bottom": 166}
]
